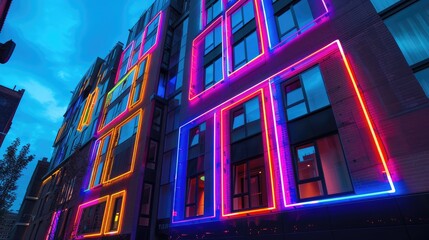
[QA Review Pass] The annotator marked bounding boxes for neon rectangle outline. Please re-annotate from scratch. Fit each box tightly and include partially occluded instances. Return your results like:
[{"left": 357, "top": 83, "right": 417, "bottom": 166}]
[
  {"left": 189, "top": 17, "right": 226, "bottom": 101},
  {"left": 225, "top": 0, "right": 267, "bottom": 78},
  {"left": 104, "top": 190, "right": 127, "bottom": 235},
  {"left": 171, "top": 113, "right": 217, "bottom": 224},
  {"left": 139, "top": 11, "right": 164, "bottom": 59},
  {"left": 88, "top": 129, "right": 114, "bottom": 189},
  {"left": 220, "top": 88, "right": 277, "bottom": 217},
  {"left": 74, "top": 196, "right": 109, "bottom": 239}
]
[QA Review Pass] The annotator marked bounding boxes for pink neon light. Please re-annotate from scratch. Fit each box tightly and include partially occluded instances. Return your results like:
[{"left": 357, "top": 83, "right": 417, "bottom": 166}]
[
  {"left": 139, "top": 11, "right": 164, "bottom": 59},
  {"left": 189, "top": 17, "right": 226, "bottom": 101},
  {"left": 220, "top": 88, "right": 277, "bottom": 217},
  {"left": 225, "top": 0, "right": 267, "bottom": 78}
]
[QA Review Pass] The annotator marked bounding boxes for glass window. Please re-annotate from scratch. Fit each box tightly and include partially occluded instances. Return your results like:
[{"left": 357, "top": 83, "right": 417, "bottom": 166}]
[
  {"left": 231, "top": 0, "right": 255, "bottom": 33},
  {"left": 109, "top": 196, "right": 123, "bottom": 232},
  {"left": 294, "top": 134, "right": 353, "bottom": 200},
  {"left": 207, "top": 0, "right": 222, "bottom": 23},
  {"left": 204, "top": 25, "right": 222, "bottom": 54},
  {"left": 231, "top": 97, "right": 262, "bottom": 142},
  {"left": 142, "top": 14, "right": 161, "bottom": 55},
  {"left": 233, "top": 31, "right": 260, "bottom": 70},
  {"left": 415, "top": 68, "right": 429, "bottom": 98},
  {"left": 77, "top": 201, "right": 107, "bottom": 235},
  {"left": 384, "top": 2, "right": 429, "bottom": 65},
  {"left": 370, "top": 0, "right": 400, "bottom": 12},
  {"left": 284, "top": 66, "right": 330, "bottom": 120},
  {"left": 204, "top": 57, "right": 223, "bottom": 89},
  {"left": 92, "top": 136, "right": 110, "bottom": 187},
  {"left": 276, "top": 0, "right": 314, "bottom": 42}
]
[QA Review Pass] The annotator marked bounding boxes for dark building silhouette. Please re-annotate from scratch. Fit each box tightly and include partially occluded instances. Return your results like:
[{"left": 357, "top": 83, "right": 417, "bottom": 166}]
[
  {"left": 0, "top": 85, "right": 24, "bottom": 147},
  {"left": 0, "top": 211, "right": 17, "bottom": 240},
  {"left": 23, "top": 0, "right": 429, "bottom": 239},
  {"left": 8, "top": 158, "right": 49, "bottom": 240}
]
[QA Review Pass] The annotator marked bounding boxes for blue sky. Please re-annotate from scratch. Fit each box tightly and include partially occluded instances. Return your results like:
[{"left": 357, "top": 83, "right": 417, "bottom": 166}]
[{"left": 0, "top": 0, "right": 154, "bottom": 212}]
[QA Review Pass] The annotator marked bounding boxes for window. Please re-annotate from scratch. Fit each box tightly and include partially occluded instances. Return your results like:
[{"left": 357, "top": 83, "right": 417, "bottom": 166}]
[
  {"left": 383, "top": 1, "right": 429, "bottom": 98},
  {"left": 233, "top": 31, "right": 259, "bottom": 70},
  {"left": 107, "top": 114, "right": 140, "bottom": 180},
  {"left": 141, "top": 12, "right": 162, "bottom": 56},
  {"left": 204, "top": 58, "right": 223, "bottom": 89},
  {"left": 231, "top": 0, "right": 255, "bottom": 33},
  {"left": 206, "top": 0, "right": 222, "bottom": 24},
  {"left": 229, "top": 97, "right": 267, "bottom": 211},
  {"left": 131, "top": 32, "right": 144, "bottom": 67},
  {"left": 284, "top": 66, "right": 330, "bottom": 120},
  {"left": 105, "top": 191, "right": 126, "bottom": 233},
  {"left": 118, "top": 43, "right": 134, "bottom": 79},
  {"left": 139, "top": 183, "right": 153, "bottom": 226},
  {"left": 384, "top": 2, "right": 429, "bottom": 66},
  {"left": 131, "top": 57, "right": 149, "bottom": 106},
  {"left": 204, "top": 25, "right": 222, "bottom": 54},
  {"left": 293, "top": 134, "right": 353, "bottom": 200},
  {"left": 77, "top": 89, "right": 98, "bottom": 131},
  {"left": 370, "top": 0, "right": 400, "bottom": 12},
  {"left": 275, "top": 0, "right": 314, "bottom": 42},
  {"left": 76, "top": 199, "right": 107, "bottom": 236},
  {"left": 90, "top": 135, "right": 111, "bottom": 187},
  {"left": 185, "top": 123, "right": 206, "bottom": 218}
]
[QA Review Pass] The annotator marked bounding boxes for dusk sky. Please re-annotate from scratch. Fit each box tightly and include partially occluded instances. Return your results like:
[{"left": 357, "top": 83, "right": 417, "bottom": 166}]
[{"left": 0, "top": 0, "right": 154, "bottom": 211}]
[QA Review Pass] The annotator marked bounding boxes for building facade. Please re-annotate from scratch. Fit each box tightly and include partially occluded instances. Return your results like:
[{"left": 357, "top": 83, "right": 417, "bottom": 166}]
[
  {"left": 0, "top": 85, "right": 24, "bottom": 147},
  {"left": 26, "top": 0, "right": 429, "bottom": 239}
]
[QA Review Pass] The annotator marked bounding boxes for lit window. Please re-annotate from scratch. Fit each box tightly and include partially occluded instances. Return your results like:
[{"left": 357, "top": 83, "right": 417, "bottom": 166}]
[
  {"left": 293, "top": 134, "right": 353, "bottom": 200},
  {"left": 370, "top": 0, "right": 400, "bottom": 12},
  {"left": 233, "top": 31, "right": 260, "bottom": 70},
  {"left": 275, "top": 0, "right": 314, "bottom": 42},
  {"left": 231, "top": 0, "right": 255, "bottom": 33},
  {"left": 105, "top": 191, "right": 126, "bottom": 234},
  {"left": 284, "top": 66, "right": 330, "bottom": 120},
  {"left": 185, "top": 123, "right": 206, "bottom": 218},
  {"left": 91, "top": 135, "right": 111, "bottom": 187},
  {"left": 229, "top": 97, "right": 267, "bottom": 211},
  {"left": 206, "top": 0, "right": 222, "bottom": 24}
]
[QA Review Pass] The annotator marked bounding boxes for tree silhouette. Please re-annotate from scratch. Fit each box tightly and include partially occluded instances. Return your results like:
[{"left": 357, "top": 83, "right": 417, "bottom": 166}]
[{"left": 0, "top": 138, "right": 34, "bottom": 218}]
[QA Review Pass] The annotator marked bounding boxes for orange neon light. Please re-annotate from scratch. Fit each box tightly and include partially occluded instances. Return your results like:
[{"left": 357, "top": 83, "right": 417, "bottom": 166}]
[
  {"left": 41, "top": 169, "right": 61, "bottom": 186},
  {"left": 74, "top": 196, "right": 109, "bottom": 239},
  {"left": 129, "top": 55, "right": 151, "bottom": 109},
  {"left": 77, "top": 88, "right": 99, "bottom": 132},
  {"left": 88, "top": 129, "right": 114, "bottom": 189},
  {"left": 104, "top": 190, "right": 127, "bottom": 235},
  {"left": 220, "top": 88, "right": 276, "bottom": 217}
]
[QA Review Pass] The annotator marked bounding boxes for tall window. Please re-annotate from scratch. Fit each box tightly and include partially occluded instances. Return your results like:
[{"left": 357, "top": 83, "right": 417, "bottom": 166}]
[
  {"left": 77, "top": 200, "right": 107, "bottom": 236},
  {"left": 284, "top": 66, "right": 330, "bottom": 120},
  {"left": 118, "top": 43, "right": 134, "bottom": 79},
  {"left": 206, "top": 0, "right": 222, "bottom": 24},
  {"left": 275, "top": 0, "right": 314, "bottom": 41},
  {"left": 106, "top": 191, "right": 126, "bottom": 233},
  {"left": 204, "top": 25, "right": 223, "bottom": 89},
  {"left": 383, "top": 1, "right": 429, "bottom": 98},
  {"left": 141, "top": 12, "right": 162, "bottom": 56},
  {"left": 90, "top": 135, "right": 111, "bottom": 187},
  {"left": 230, "top": 97, "right": 267, "bottom": 211},
  {"left": 185, "top": 123, "right": 206, "bottom": 217},
  {"left": 233, "top": 31, "right": 259, "bottom": 70},
  {"left": 293, "top": 134, "right": 353, "bottom": 200}
]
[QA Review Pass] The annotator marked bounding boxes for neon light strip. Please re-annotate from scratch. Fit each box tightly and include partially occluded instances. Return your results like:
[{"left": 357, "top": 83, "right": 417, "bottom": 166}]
[
  {"left": 225, "top": 0, "right": 267, "bottom": 78},
  {"left": 104, "top": 190, "right": 127, "bottom": 235},
  {"left": 74, "top": 196, "right": 109, "bottom": 239},
  {"left": 171, "top": 113, "right": 217, "bottom": 224},
  {"left": 220, "top": 88, "right": 276, "bottom": 217},
  {"left": 189, "top": 17, "right": 225, "bottom": 101},
  {"left": 87, "top": 130, "right": 113, "bottom": 189},
  {"left": 45, "top": 210, "right": 60, "bottom": 240},
  {"left": 139, "top": 11, "right": 164, "bottom": 59}
]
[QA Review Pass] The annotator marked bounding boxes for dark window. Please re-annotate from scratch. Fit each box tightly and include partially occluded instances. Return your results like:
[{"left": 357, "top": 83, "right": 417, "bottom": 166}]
[
  {"left": 77, "top": 201, "right": 107, "bottom": 235},
  {"left": 293, "top": 134, "right": 353, "bottom": 200},
  {"left": 109, "top": 196, "right": 123, "bottom": 231},
  {"left": 139, "top": 183, "right": 153, "bottom": 226},
  {"left": 185, "top": 123, "right": 206, "bottom": 218},
  {"left": 284, "top": 66, "right": 329, "bottom": 120}
]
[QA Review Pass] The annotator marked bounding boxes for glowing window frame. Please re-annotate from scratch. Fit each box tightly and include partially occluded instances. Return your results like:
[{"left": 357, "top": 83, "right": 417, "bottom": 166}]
[
  {"left": 129, "top": 55, "right": 151, "bottom": 109},
  {"left": 116, "top": 41, "right": 135, "bottom": 84},
  {"left": 261, "top": 0, "right": 329, "bottom": 50},
  {"left": 104, "top": 190, "right": 127, "bottom": 235},
  {"left": 172, "top": 113, "right": 217, "bottom": 224},
  {"left": 77, "top": 88, "right": 99, "bottom": 132},
  {"left": 189, "top": 17, "right": 226, "bottom": 101},
  {"left": 202, "top": 0, "right": 223, "bottom": 28},
  {"left": 74, "top": 196, "right": 109, "bottom": 239},
  {"left": 88, "top": 129, "right": 114, "bottom": 189},
  {"left": 220, "top": 88, "right": 277, "bottom": 217},
  {"left": 225, "top": 0, "right": 268, "bottom": 78},
  {"left": 139, "top": 11, "right": 164, "bottom": 59}
]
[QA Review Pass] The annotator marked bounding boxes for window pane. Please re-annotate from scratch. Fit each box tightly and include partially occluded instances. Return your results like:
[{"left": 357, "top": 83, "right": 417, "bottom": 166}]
[
  {"left": 415, "top": 68, "right": 429, "bottom": 98},
  {"left": 244, "top": 97, "right": 260, "bottom": 122},
  {"left": 197, "top": 175, "right": 205, "bottom": 216},
  {"left": 301, "top": 66, "right": 330, "bottom": 111},
  {"left": 298, "top": 181, "right": 324, "bottom": 199},
  {"left": 205, "top": 31, "right": 214, "bottom": 54},
  {"left": 249, "top": 157, "right": 266, "bottom": 208},
  {"left": 205, "top": 63, "right": 214, "bottom": 87},
  {"left": 370, "top": 0, "right": 400, "bottom": 12},
  {"left": 232, "top": 112, "right": 245, "bottom": 129},
  {"left": 277, "top": 10, "right": 296, "bottom": 39},
  {"left": 231, "top": 9, "right": 243, "bottom": 33},
  {"left": 385, "top": 2, "right": 429, "bottom": 65},
  {"left": 245, "top": 31, "right": 260, "bottom": 62},
  {"left": 294, "top": 0, "right": 313, "bottom": 28},
  {"left": 141, "top": 183, "right": 153, "bottom": 215},
  {"left": 296, "top": 144, "right": 319, "bottom": 180},
  {"left": 186, "top": 178, "right": 196, "bottom": 204},
  {"left": 317, "top": 135, "right": 353, "bottom": 195},
  {"left": 233, "top": 41, "right": 246, "bottom": 68},
  {"left": 233, "top": 163, "right": 248, "bottom": 194},
  {"left": 118, "top": 115, "right": 139, "bottom": 144},
  {"left": 214, "top": 58, "right": 223, "bottom": 83},
  {"left": 213, "top": 1, "right": 221, "bottom": 18},
  {"left": 109, "top": 197, "right": 123, "bottom": 231},
  {"left": 286, "top": 81, "right": 304, "bottom": 106},
  {"left": 214, "top": 25, "right": 222, "bottom": 47},
  {"left": 243, "top": 0, "right": 255, "bottom": 24},
  {"left": 287, "top": 102, "right": 307, "bottom": 120}
]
